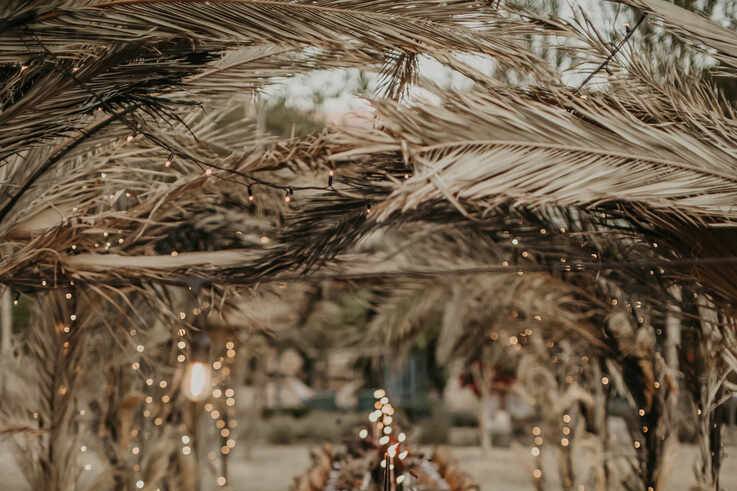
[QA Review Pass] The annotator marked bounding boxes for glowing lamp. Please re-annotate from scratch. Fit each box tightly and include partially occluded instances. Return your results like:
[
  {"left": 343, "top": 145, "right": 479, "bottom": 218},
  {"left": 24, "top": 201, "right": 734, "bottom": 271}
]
[{"left": 182, "top": 332, "right": 211, "bottom": 401}]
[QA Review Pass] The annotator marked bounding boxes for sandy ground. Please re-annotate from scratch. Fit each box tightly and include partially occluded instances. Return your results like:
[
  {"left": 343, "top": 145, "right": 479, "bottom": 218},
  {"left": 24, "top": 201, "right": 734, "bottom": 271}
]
[
  {"left": 230, "top": 443, "right": 737, "bottom": 491},
  {"left": 2, "top": 442, "right": 736, "bottom": 490}
]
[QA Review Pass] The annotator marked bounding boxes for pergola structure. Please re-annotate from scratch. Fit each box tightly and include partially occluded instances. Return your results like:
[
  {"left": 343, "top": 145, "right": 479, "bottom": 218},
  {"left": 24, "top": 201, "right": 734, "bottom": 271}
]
[{"left": 1, "top": 1, "right": 736, "bottom": 490}]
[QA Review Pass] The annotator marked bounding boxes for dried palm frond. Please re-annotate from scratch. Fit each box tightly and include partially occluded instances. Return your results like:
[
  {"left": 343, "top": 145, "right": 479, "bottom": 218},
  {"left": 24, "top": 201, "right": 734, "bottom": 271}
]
[
  {"left": 333, "top": 84, "right": 737, "bottom": 225},
  {"left": 0, "top": 0, "right": 548, "bottom": 161},
  {"left": 0, "top": 290, "right": 103, "bottom": 491},
  {"left": 616, "top": 0, "right": 737, "bottom": 73},
  {"left": 183, "top": 45, "right": 382, "bottom": 98},
  {"left": 9, "top": 0, "right": 545, "bottom": 65}
]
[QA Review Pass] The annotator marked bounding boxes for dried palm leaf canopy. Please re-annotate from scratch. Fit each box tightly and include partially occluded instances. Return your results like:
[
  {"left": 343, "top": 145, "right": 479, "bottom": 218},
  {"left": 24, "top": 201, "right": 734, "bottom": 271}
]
[{"left": 1, "top": 1, "right": 737, "bottom": 491}]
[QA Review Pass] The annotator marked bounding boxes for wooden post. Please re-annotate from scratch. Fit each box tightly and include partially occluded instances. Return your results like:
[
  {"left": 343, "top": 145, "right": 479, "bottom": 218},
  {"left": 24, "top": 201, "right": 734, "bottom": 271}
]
[
  {"left": 664, "top": 286, "right": 682, "bottom": 479},
  {"left": 665, "top": 286, "right": 681, "bottom": 375},
  {"left": 383, "top": 452, "right": 390, "bottom": 491},
  {"left": 1, "top": 287, "right": 12, "bottom": 355},
  {"left": 473, "top": 361, "right": 492, "bottom": 454},
  {"left": 591, "top": 361, "right": 609, "bottom": 491},
  {"left": 178, "top": 401, "right": 203, "bottom": 491}
]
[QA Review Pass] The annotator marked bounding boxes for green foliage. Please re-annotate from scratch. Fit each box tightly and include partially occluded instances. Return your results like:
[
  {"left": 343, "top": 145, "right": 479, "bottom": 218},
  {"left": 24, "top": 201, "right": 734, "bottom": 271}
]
[
  {"left": 11, "top": 294, "right": 31, "bottom": 334},
  {"left": 265, "top": 416, "right": 298, "bottom": 444},
  {"left": 264, "top": 99, "right": 324, "bottom": 137},
  {"left": 418, "top": 404, "right": 451, "bottom": 445},
  {"left": 263, "top": 411, "right": 366, "bottom": 444}
]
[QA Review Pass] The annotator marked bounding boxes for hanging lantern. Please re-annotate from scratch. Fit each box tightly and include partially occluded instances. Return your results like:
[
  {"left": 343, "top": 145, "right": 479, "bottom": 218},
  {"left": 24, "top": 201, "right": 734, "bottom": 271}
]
[{"left": 182, "top": 331, "right": 212, "bottom": 401}]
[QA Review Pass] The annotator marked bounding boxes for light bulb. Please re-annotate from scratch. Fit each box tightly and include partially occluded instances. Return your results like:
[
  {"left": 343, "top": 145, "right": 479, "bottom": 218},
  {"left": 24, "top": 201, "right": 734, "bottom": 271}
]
[
  {"left": 182, "top": 361, "right": 212, "bottom": 401},
  {"left": 182, "top": 312, "right": 211, "bottom": 401}
]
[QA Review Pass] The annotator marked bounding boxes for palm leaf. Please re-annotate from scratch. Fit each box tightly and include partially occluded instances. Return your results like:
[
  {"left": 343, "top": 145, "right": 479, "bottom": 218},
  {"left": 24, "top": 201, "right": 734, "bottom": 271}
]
[
  {"left": 617, "top": 0, "right": 737, "bottom": 73},
  {"left": 331, "top": 84, "right": 737, "bottom": 225}
]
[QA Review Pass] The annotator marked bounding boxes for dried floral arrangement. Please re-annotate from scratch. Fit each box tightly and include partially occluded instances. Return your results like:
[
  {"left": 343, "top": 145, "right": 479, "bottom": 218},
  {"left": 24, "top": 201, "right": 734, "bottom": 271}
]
[{"left": 292, "top": 391, "right": 478, "bottom": 491}]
